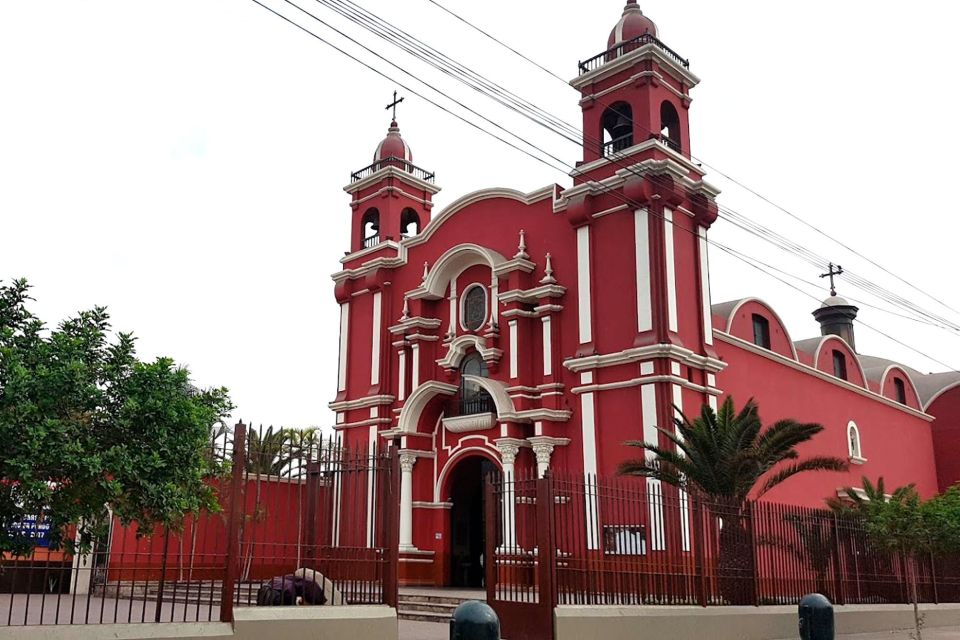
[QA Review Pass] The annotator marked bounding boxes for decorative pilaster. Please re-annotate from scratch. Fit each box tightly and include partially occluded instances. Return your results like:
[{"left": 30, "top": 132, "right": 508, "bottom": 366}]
[
  {"left": 528, "top": 436, "right": 570, "bottom": 478},
  {"left": 399, "top": 451, "right": 418, "bottom": 552},
  {"left": 495, "top": 438, "right": 523, "bottom": 551}
]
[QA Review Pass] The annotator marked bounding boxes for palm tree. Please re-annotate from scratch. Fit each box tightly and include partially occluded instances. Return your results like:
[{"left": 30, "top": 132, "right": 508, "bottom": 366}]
[{"left": 619, "top": 397, "right": 848, "bottom": 604}]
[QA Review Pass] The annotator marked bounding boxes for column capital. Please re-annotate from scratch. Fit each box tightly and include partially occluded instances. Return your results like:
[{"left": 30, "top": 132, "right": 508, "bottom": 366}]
[
  {"left": 494, "top": 438, "right": 524, "bottom": 467},
  {"left": 399, "top": 450, "right": 419, "bottom": 473}
]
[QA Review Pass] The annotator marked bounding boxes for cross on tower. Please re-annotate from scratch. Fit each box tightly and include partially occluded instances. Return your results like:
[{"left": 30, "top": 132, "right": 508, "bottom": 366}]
[
  {"left": 820, "top": 262, "right": 844, "bottom": 297},
  {"left": 386, "top": 90, "right": 404, "bottom": 122}
]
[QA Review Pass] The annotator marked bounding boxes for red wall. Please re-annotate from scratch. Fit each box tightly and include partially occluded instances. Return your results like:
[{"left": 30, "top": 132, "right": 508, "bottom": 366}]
[{"left": 928, "top": 387, "right": 960, "bottom": 492}]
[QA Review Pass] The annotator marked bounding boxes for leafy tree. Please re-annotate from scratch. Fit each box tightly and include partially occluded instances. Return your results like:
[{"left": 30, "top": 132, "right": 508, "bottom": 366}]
[
  {"left": 830, "top": 479, "right": 960, "bottom": 640},
  {"left": 619, "top": 397, "right": 848, "bottom": 603},
  {"left": 0, "top": 279, "right": 232, "bottom": 555}
]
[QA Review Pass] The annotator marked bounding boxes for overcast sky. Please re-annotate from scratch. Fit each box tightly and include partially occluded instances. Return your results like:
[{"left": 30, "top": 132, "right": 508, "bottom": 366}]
[{"left": 2, "top": 1, "right": 959, "bottom": 429}]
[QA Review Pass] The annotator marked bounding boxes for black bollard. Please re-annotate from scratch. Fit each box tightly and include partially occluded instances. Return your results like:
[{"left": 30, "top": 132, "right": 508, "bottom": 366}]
[
  {"left": 798, "top": 593, "right": 834, "bottom": 640},
  {"left": 449, "top": 600, "right": 500, "bottom": 640}
]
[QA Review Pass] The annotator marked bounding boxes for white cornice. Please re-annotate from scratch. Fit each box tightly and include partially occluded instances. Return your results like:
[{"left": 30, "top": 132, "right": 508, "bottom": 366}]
[
  {"left": 328, "top": 394, "right": 396, "bottom": 411},
  {"left": 333, "top": 417, "right": 393, "bottom": 430},
  {"left": 499, "top": 284, "right": 567, "bottom": 305},
  {"left": 563, "top": 343, "right": 727, "bottom": 374},
  {"left": 349, "top": 185, "right": 434, "bottom": 210},
  {"left": 344, "top": 166, "right": 441, "bottom": 196},
  {"left": 491, "top": 257, "right": 536, "bottom": 277},
  {"left": 571, "top": 374, "right": 721, "bottom": 396},
  {"left": 442, "top": 413, "right": 496, "bottom": 433},
  {"left": 714, "top": 331, "right": 934, "bottom": 422},
  {"left": 388, "top": 316, "right": 443, "bottom": 335}
]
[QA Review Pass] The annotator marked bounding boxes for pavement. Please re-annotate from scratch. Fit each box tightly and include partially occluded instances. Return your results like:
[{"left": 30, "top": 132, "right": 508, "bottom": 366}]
[{"left": 829, "top": 630, "right": 960, "bottom": 640}]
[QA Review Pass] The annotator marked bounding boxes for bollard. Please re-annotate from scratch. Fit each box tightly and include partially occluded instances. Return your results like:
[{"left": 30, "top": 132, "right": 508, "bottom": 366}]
[
  {"left": 798, "top": 593, "right": 834, "bottom": 640},
  {"left": 449, "top": 600, "right": 500, "bottom": 640}
]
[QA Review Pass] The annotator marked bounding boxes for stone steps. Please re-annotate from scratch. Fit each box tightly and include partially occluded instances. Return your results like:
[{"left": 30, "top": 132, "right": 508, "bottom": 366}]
[{"left": 397, "top": 591, "right": 482, "bottom": 624}]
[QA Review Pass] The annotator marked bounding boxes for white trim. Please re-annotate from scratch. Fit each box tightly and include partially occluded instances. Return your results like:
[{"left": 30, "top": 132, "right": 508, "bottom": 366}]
[
  {"left": 398, "top": 350, "right": 407, "bottom": 402},
  {"left": 366, "top": 424, "right": 377, "bottom": 547},
  {"left": 396, "top": 380, "right": 458, "bottom": 433},
  {"left": 329, "top": 394, "right": 396, "bottom": 411},
  {"left": 434, "top": 444, "right": 502, "bottom": 502},
  {"left": 581, "top": 392, "right": 600, "bottom": 551},
  {"left": 509, "top": 320, "right": 519, "bottom": 379},
  {"left": 811, "top": 335, "right": 869, "bottom": 389},
  {"left": 925, "top": 379, "right": 960, "bottom": 411},
  {"left": 715, "top": 331, "right": 933, "bottom": 421},
  {"left": 577, "top": 226, "right": 593, "bottom": 344},
  {"left": 570, "top": 41, "right": 701, "bottom": 91},
  {"left": 448, "top": 279, "right": 458, "bottom": 335},
  {"left": 436, "top": 335, "right": 503, "bottom": 370},
  {"left": 698, "top": 227, "right": 713, "bottom": 346},
  {"left": 415, "top": 244, "right": 507, "bottom": 300},
  {"left": 707, "top": 373, "right": 718, "bottom": 411},
  {"left": 564, "top": 343, "right": 727, "bottom": 374},
  {"left": 337, "top": 303, "right": 350, "bottom": 392},
  {"left": 647, "top": 479, "right": 666, "bottom": 552},
  {"left": 720, "top": 298, "right": 799, "bottom": 360},
  {"left": 411, "top": 343, "right": 420, "bottom": 389},
  {"left": 572, "top": 374, "right": 721, "bottom": 396},
  {"left": 442, "top": 413, "right": 496, "bottom": 433},
  {"left": 542, "top": 316, "right": 553, "bottom": 376},
  {"left": 847, "top": 420, "right": 864, "bottom": 461},
  {"left": 370, "top": 292, "right": 382, "bottom": 386},
  {"left": 876, "top": 364, "right": 922, "bottom": 409},
  {"left": 664, "top": 208, "right": 678, "bottom": 333},
  {"left": 641, "top": 384, "right": 658, "bottom": 459},
  {"left": 635, "top": 208, "right": 653, "bottom": 333}
]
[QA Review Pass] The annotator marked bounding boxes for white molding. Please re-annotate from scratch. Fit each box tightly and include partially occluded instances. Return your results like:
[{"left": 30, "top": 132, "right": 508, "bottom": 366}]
[
  {"left": 926, "top": 379, "right": 960, "bottom": 411},
  {"left": 641, "top": 384, "right": 658, "bottom": 458},
  {"left": 396, "top": 380, "right": 458, "bottom": 433},
  {"left": 413, "top": 244, "right": 508, "bottom": 301},
  {"left": 509, "top": 320, "right": 519, "bottom": 379},
  {"left": 664, "top": 208, "right": 678, "bottom": 333},
  {"left": 577, "top": 226, "right": 593, "bottom": 344},
  {"left": 570, "top": 42, "right": 701, "bottom": 92},
  {"left": 436, "top": 335, "right": 503, "bottom": 370},
  {"left": 337, "top": 302, "right": 350, "bottom": 392},
  {"left": 559, "top": 158, "right": 720, "bottom": 208},
  {"left": 388, "top": 316, "right": 443, "bottom": 335},
  {"left": 714, "top": 331, "right": 934, "bottom": 421},
  {"left": 542, "top": 316, "right": 553, "bottom": 376},
  {"left": 398, "top": 350, "right": 407, "bottom": 402},
  {"left": 720, "top": 297, "right": 799, "bottom": 360},
  {"left": 370, "top": 292, "right": 382, "bottom": 386},
  {"left": 698, "top": 227, "right": 713, "bottom": 346},
  {"left": 329, "top": 394, "right": 396, "bottom": 411},
  {"left": 563, "top": 343, "right": 727, "bottom": 374},
  {"left": 442, "top": 413, "right": 496, "bottom": 433},
  {"left": 572, "top": 374, "right": 721, "bottom": 396},
  {"left": 333, "top": 417, "right": 393, "bottom": 430},
  {"left": 810, "top": 335, "right": 869, "bottom": 389},
  {"left": 411, "top": 343, "right": 420, "bottom": 389},
  {"left": 580, "top": 392, "right": 598, "bottom": 477},
  {"left": 412, "top": 501, "right": 453, "bottom": 510},
  {"left": 635, "top": 208, "right": 653, "bottom": 333},
  {"left": 459, "top": 283, "right": 487, "bottom": 332},
  {"left": 498, "top": 284, "right": 567, "bottom": 305},
  {"left": 344, "top": 165, "right": 440, "bottom": 196},
  {"left": 876, "top": 364, "right": 922, "bottom": 409}
]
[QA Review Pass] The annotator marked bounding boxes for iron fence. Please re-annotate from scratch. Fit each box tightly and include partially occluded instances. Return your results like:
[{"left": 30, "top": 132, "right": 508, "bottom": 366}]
[{"left": 0, "top": 423, "right": 399, "bottom": 626}]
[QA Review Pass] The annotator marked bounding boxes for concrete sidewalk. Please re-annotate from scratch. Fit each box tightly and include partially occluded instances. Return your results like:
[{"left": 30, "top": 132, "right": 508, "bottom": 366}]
[{"left": 830, "top": 630, "right": 960, "bottom": 640}]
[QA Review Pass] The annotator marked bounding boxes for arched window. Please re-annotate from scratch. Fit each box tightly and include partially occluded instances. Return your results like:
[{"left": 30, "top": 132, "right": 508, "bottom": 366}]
[
  {"left": 361, "top": 208, "right": 380, "bottom": 248},
  {"left": 751, "top": 314, "right": 771, "bottom": 350},
  {"left": 400, "top": 208, "right": 421, "bottom": 238},
  {"left": 459, "top": 352, "right": 492, "bottom": 415},
  {"left": 601, "top": 102, "right": 633, "bottom": 157},
  {"left": 894, "top": 378, "right": 907, "bottom": 405},
  {"left": 461, "top": 284, "right": 487, "bottom": 332},
  {"left": 660, "top": 101, "right": 682, "bottom": 153},
  {"left": 847, "top": 421, "right": 864, "bottom": 462}
]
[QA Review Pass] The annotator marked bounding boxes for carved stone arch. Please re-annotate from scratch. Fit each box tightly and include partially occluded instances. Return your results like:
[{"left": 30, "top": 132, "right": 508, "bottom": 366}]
[
  {"left": 396, "top": 380, "right": 457, "bottom": 434},
  {"left": 436, "top": 335, "right": 503, "bottom": 370},
  {"left": 419, "top": 244, "right": 506, "bottom": 300},
  {"left": 462, "top": 375, "right": 521, "bottom": 421}
]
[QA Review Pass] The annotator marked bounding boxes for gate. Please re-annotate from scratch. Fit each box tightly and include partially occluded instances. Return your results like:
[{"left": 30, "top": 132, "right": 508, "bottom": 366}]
[{"left": 485, "top": 474, "right": 555, "bottom": 640}]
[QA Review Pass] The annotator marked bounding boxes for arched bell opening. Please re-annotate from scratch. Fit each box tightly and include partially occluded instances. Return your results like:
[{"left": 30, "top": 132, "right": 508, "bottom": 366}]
[
  {"left": 361, "top": 208, "right": 380, "bottom": 248},
  {"left": 400, "top": 208, "right": 421, "bottom": 238},
  {"left": 601, "top": 101, "right": 634, "bottom": 157},
  {"left": 659, "top": 100, "right": 682, "bottom": 153}
]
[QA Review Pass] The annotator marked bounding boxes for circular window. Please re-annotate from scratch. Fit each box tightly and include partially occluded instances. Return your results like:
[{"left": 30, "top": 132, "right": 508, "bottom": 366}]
[{"left": 461, "top": 285, "right": 487, "bottom": 332}]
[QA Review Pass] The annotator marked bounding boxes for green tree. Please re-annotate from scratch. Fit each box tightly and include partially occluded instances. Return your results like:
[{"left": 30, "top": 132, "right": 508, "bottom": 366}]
[
  {"left": 0, "top": 279, "right": 232, "bottom": 555},
  {"left": 619, "top": 397, "right": 848, "bottom": 603}
]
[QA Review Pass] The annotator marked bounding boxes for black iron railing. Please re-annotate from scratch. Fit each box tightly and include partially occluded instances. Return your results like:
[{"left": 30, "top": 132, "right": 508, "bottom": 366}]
[
  {"left": 446, "top": 393, "right": 494, "bottom": 418},
  {"left": 655, "top": 133, "right": 682, "bottom": 153},
  {"left": 578, "top": 33, "right": 690, "bottom": 75},
  {"left": 350, "top": 157, "right": 436, "bottom": 184},
  {"left": 602, "top": 134, "right": 634, "bottom": 157}
]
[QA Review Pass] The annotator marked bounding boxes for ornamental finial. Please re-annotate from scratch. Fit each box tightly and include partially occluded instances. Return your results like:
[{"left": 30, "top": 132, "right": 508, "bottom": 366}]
[
  {"left": 422, "top": 261, "right": 429, "bottom": 282},
  {"left": 514, "top": 229, "right": 529, "bottom": 260},
  {"left": 540, "top": 252, "right": 557, "bottom": 285},
  {"left": 400, "top": 297, "right": 410, "bottom": 321}
]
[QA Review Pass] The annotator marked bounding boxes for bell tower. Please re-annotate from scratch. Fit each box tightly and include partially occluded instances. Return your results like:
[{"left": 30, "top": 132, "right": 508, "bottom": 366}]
[
  {"left": 571, "top": 0, "right": 697, "bottom": 183},
  {"left": 344, "top": 111, "right": 440, "bottom": 254}
]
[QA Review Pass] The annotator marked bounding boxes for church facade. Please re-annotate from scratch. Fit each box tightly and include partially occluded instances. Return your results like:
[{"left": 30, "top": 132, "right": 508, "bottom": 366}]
[{"left": 329, "top": 1, "right": 960, "bottom": 587}]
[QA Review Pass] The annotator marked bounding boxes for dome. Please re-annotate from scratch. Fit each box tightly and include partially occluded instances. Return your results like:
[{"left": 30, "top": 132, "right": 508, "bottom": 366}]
[
  {"left": 821, "top": 295, "right": 854, "bottom": 309},
  {"left": 374, "top": 120, "right": 413, "bottom": 164},
  {"left": 607, "top": 1, "right": 658, "bottom": 49}
]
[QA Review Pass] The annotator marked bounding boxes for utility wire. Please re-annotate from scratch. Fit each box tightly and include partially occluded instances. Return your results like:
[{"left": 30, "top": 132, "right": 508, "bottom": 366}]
[
  {"left": 248, "top": 0, "right": 960, "bottom": 372},
  {"left": 419, "top": 0, "right": 960, "bottom": 318}
]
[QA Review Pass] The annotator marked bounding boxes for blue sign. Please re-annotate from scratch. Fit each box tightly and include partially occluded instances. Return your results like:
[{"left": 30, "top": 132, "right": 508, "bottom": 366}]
[{"left": 9, "top": 514, "right": 53, "bottom": 547}]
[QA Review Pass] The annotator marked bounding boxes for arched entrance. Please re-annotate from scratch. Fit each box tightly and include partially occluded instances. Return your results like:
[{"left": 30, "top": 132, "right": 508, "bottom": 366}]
[{"left": 447, "top": 456, "right": 498, "bottom": 588}]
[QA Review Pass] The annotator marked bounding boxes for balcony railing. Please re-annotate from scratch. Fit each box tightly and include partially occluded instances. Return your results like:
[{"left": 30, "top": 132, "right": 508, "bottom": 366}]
[
  {"left": 446, "top": 392, "right": 494, "bottom": 418},
  {"left": 602, "top": 134, "right": 634, "bottom": 157},
  {"left": 350, "top": 157, "right": 436, "bottom": 184},
  {"left": 578, "top": 33, "right": 690, "bottom": 75},
  {"left": 362, "top": 234, "right": 381, "bottom": 249}
]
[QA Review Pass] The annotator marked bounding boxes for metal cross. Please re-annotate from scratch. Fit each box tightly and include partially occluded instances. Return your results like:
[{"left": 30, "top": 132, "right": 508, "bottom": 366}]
[
  {"left": 386, "top": 90, "right": 404, "bottom": 121},
  {"left": 820, "top": 262, "right": 844, "bottom": 297}
]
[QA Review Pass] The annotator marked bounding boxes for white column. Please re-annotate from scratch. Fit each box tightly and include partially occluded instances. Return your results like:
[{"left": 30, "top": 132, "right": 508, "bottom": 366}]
[
  {"left": 579, "top": 373, "right": 600, "bottom": 550},
  {"left": 541, "top": 316, "right": 552, "bottom": 376},
  {"left": 489, "top": 275, "right": 500, "bottom": 330},
  {"left": 447, "top": 279, "right": 458, "bottom": 338},
  {"left": 399, "top": 451, "right": 417, "bottom": 552},
  {"left": 664, "top": 208, "right": 678, "bottom": 333},
  {"left": 509, "top": 320, "right": 519, "bottom": 379},
  {"left": 635, "top": 208, "right": 652, "bottom": 333},
  {"left": 496, "top": 439, "right": 521, "bottom": 551},
  {"left": 370, "top": 292, "right": 382, "bottom": 385},
  {"left": 411, "top": 343, "right": 420, "bottom": 389},
  {"left": 366, "top": 421, "right": 378, "bottom": 548},
  {"left": 640, "top": 384, "right": 659, "bottom": 457},
  {"left": 576, "top": 225, "right": 592, "bottom": 344},
  {"left": 698, "top": 226, "right": 714, "bottom": 345},
  {"left": 398, "top": 350, "right": 407, "bottom": 401},
  {"left": 337, "top": 303, "right": 350, "bottom": 391},
  {"left": 707, "top": 373, "right": 718, "bottom": 411}
]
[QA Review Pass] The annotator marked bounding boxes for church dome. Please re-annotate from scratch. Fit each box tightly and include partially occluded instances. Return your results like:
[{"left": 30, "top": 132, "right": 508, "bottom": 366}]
[
  {"left": 374, "top": 120, "right": 413, "bottom": 164},
  {"left": 607, "top": 1, "right": 658, "bottom": 49},
  {"left": 820, "top": 295, "right": 854, "bottom": 309}
]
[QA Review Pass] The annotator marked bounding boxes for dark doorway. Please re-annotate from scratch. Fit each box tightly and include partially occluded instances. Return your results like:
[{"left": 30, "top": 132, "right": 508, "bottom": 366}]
[{"left": 449, "top": 456, "right": 498, "bottom": 588}]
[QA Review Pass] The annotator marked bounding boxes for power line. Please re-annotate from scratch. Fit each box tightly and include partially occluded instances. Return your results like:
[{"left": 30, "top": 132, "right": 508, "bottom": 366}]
[
  {"left": 247, "top": 0, "right": 960, "bottom": 371},
  {"left": 419, "top": 0, "right": 960, "bottom": 319}
]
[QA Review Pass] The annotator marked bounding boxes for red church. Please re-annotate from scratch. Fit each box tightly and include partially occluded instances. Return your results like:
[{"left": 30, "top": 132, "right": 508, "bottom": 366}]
[{"left": 329, "top": 1, "right": 960, "bottom": 587}]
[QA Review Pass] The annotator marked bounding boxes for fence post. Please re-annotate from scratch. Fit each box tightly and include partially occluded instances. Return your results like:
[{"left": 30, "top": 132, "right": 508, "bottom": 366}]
[
  {"left": 154, "top": 527, "right": 171, "bottom": 623},
  {"left": 220, "top": 422, "right": 246, "bottom": 623},
  {"left": 382, "top": 445, "right": 401, "bottom": 609},
  {"left": 831, "top": 513, "right": 846, "bottom": 606},
  {"left": 536, "top": 475, "right": 557, "bottom": 611},
  {"left": 748, "top": 501, "right": 760, "bottom": 606},
  {"left": 691, "top": 491, "right": 707, "bottom": 607},
  {"left": 930, "top": 551, "right": 939, "bottom": 605},
  {"left": 304, "top": 462, "right": 320, "bottom": 565},
  {"left": 485, "top": 476, "right": 497, "bottom": 604}
]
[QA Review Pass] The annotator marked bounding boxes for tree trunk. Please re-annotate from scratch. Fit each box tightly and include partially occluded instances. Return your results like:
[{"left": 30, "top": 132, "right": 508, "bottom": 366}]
[
  {"left": 716, "top": 502, "right": 755, "bottom": 606},
  {"left": 909, "top": 558, "right": 923, "bottom": 640}
]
